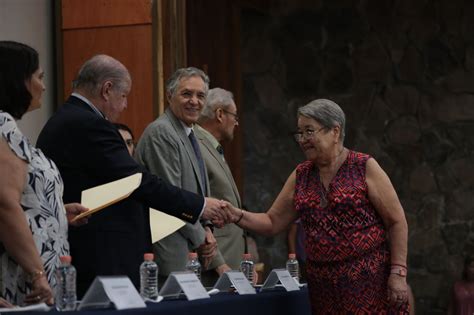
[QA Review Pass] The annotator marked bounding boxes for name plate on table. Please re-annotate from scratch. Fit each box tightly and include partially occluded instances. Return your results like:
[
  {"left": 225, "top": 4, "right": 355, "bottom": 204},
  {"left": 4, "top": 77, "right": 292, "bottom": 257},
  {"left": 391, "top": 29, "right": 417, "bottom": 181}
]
[
  {"left": 78, "top": 276, "right": 146, "bottom": 310},
  {"left": 159, "top": 272, "right": 210, "bottom": 301},
  {"left": 213, "top": 270, "right": 256, "bottom": 295},
  {"left": 261, "top": 269, "right": 300, "bottom": 292}
]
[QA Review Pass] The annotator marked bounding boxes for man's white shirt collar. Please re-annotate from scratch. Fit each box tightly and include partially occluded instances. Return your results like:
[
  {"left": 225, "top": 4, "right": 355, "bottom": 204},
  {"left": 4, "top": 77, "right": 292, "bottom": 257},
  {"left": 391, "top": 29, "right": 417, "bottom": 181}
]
[
  {"left": 180, "top": 120, "right": 193, "bottom": 136},
  {"left": 71, "top": 92, "right": 106, "bottom": 119}
]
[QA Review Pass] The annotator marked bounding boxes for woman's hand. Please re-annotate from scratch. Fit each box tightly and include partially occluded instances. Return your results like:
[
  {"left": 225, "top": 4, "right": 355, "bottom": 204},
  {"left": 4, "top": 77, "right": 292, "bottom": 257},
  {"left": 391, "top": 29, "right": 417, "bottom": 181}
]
[
  {"left": 0, "top": 297, "right": 14, "bottom": 308},
  {"left": 387, "top": 274, "right": 408, "bottom": 308},
  {"left": 24, "top": 275, "right": 53, "bottom": 305},
  {"left": 223, "top": 203, "right": 243, "bottom": 224},
  {"left": 65, "top": 203, "right": 89, "bottom": 226}
]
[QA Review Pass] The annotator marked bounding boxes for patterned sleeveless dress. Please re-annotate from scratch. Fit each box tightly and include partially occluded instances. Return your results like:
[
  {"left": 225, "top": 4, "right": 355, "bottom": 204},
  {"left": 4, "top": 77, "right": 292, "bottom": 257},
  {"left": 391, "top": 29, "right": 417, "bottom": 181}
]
[
  {"left": 294, "top": 150, "right": 409, "bottom": 314},
  {"left": 0, "top": 111, "right": 69, "bottom": 305}
]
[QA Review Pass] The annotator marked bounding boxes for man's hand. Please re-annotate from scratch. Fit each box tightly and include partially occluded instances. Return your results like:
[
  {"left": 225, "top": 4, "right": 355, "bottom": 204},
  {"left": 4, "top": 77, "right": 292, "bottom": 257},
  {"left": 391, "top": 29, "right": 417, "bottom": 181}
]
[
  {"left": 252, "top": 270, "right": 259, "bottom": 286},
  {"left": 202, "top": 198, "right": 230, "bottom": 227},
  {"left": 65, "top": 203, "right": 90, "bottom": 226},
  {"left": 215, "top": 263, "right": 231, "bottom": 276},
  {"left": 197, "top": 227, "right": 217, "bottom": 269}
]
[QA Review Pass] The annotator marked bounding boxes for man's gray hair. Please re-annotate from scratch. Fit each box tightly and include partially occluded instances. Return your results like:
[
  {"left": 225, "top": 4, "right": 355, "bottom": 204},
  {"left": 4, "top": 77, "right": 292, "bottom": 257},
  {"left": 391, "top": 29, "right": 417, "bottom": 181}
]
[
  {"left": 166, "top": 67, "right": 210, "bottom": 96},
  {"left": 297, "top": 99, "right": 346, "bottom": 141},
  {"left": 199, "top": 88, "right": 234, "bottom": 122},
  {"left": 72, "top": 54, "right": 130, "bottom": 95}
]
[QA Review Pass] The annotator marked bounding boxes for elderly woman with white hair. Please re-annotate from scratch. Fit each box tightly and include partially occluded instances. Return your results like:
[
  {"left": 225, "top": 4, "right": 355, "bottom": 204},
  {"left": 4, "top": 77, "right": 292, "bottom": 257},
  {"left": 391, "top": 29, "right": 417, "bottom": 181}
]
[{"left": 227, "top": 99, "right": 409, "bottom": 314}]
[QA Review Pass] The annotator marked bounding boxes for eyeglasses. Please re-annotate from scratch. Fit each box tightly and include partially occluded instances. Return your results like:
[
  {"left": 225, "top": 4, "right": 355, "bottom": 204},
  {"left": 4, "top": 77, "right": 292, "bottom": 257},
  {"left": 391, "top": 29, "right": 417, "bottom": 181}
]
[
  {"left": 293, "top": 127, "right": 326, "bottom": 142},
  {"left": 221, "top": 109, "right": 239, "bottom": 122}
]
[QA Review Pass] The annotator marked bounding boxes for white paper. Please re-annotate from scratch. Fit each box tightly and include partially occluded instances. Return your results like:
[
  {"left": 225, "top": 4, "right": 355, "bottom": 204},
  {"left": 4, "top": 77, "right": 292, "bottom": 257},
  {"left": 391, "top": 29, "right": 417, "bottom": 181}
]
[
  {"left": 159, "top": 272, "right": 209, "bottom": 301},
  {"left": 207, "top": 288, "right": 220, "bottom": 295},
  {"left": 213, "top": 270, "right": 256, "bottom": 295},
  {"left": 72, "top": 173, "right": 142, "bottom": 222},
  {"left": 178, "top": 273, "right": 209, "bottom": 300},
  {"left": 149, "top": 208, "right": 185, "bottom": 243},
  {"left": 78, "top": 276, "right": 145, "bottom": 311},
  {"left": 261, "top": 269, "right": 300, "bottom": 292},
  {"left": 225, "top": 271, "right": 256, "bottom": 294},
  {"left": 275, "top": 270, "right": 300, "bottom": 291},
  {"left": 145, "top": 296, "right": 164, "bottom": 303},
  {"left": 0, "top": 303, "right": 50, "bottom": 312},
  {"left": 101, "top": 277, "right": 146, "bottom": 310},
  {"left": 77, "top": 277, "right": 111, "bottom": 310},
  {"left": 159, "top": 274, "right": 183, "bottom": 299}
]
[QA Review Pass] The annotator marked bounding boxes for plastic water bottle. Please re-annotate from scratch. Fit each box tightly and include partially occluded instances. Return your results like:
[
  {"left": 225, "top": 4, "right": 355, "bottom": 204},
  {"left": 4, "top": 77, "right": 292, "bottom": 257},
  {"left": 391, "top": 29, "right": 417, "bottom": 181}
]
[
  {"left": 140, "top": 253, "right": 158, "bottom": 300},
  {"left": 239, "top": 253, "right": 254, "bottom": 284},
  {"left": 185, "top": 252, "right": 201, "bottom": 280},
  {"left": 55, "top": 255, "right": 76, "bottom": 311},
  {"left": 286, "top": 253, "right": 300, "bottom": 283}
]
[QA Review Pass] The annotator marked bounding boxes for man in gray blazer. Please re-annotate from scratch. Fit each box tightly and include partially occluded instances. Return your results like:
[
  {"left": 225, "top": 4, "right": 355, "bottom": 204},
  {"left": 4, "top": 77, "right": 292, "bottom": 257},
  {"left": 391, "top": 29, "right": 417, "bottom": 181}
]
[
  {"left": 135, "top": 67, "right": 218, "bottom": 281},
  {"left": 195, "top": 88, "right": 246, "bottom": 285}
]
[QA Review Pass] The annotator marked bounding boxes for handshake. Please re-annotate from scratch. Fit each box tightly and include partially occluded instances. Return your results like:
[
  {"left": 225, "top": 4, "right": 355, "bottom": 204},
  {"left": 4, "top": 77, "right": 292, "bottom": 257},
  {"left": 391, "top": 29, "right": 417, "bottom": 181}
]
[{"left": 202, "top": 197, "right": 241, "bottom": 228}]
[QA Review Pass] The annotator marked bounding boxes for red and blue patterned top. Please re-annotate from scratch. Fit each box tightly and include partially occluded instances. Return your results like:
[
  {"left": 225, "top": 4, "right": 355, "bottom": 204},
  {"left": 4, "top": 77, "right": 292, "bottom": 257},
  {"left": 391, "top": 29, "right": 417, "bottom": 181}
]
[
  {"left": 295, "top": 150, "right": 387, "bottom": 263},
  {"left": 295, "top": 150, "right": 408, "bottom": 314}
]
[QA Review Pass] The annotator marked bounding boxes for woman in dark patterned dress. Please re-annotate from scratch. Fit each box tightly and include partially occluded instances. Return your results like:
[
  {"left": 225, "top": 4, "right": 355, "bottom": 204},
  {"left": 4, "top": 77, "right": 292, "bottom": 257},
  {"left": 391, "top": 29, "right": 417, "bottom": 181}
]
[
  {"left": 0, "top": 41, "right": 88, "bottom": 307},
  {"left": 228, "top": 99, "right": 409, "bottom": 314}
]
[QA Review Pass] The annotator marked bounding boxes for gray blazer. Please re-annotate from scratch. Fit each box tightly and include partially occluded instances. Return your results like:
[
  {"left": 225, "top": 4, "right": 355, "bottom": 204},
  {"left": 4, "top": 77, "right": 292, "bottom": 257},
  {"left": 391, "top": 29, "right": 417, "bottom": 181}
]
[
  {"left": 136, "top": 108, "right": 209, "bottom": 275},
  {"left": 195, "top": 125, "right": 245, "bottom": 271}
]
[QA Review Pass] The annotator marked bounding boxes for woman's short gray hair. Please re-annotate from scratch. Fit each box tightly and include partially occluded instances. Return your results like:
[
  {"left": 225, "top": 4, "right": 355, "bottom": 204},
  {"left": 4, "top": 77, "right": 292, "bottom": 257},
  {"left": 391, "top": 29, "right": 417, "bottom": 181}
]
[
  {"left": 297, "top": 99, "right": 346, "bottom": 141},
  {"left": 72, "top": 54, "right": 130, "bottom": 95},
  {"left": 199, "top": 88, "right": 234, "bottom": 122},
  {"left": 166, "top": 67, "right": 210, "bottom": 96}
]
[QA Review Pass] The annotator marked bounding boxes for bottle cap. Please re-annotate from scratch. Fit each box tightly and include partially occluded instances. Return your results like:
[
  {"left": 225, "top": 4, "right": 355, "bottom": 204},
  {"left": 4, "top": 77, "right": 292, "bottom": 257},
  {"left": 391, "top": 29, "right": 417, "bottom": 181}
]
[
  {"left": 59, "top": 255, "right": 72, "bottom": 264},
  {"left": 288, "top": 253, "right": 296, "bottom": 259},
  {"left": 144, "top": 253, "right": 154, "bottom": 261},
  {"left": 243, "top": 253, "right": 252, "bottom": 260},
  {"left": 188, "top": 252, "right": 198, "bottom": 259}
]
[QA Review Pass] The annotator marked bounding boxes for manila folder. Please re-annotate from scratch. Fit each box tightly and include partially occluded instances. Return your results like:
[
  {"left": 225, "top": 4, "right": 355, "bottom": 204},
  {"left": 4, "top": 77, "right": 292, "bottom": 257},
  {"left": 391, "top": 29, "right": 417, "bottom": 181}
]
[
  {"left": 149, "top": 208, "right": 185, "bottom": 243},
  {"left": 72, "top": 173, "right": 142, "bottom": 222}
]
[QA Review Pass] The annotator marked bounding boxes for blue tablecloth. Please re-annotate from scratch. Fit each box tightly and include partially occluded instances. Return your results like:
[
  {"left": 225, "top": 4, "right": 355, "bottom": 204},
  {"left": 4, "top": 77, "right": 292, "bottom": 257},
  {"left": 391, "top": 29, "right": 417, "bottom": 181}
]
[{"left": 24, "top": 287, "right": 311, "bottom": 315}]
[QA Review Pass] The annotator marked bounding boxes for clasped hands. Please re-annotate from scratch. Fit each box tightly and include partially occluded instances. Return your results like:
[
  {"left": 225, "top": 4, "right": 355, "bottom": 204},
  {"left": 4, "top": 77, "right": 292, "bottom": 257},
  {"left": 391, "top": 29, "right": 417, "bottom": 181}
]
[{"left": 202, "top": 198, "right": 242, "bottom": 228}]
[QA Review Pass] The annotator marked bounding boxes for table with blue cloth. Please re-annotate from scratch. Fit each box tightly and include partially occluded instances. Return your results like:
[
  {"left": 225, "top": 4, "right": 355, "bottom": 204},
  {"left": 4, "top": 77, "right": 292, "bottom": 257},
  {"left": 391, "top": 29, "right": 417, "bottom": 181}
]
[{"left": 33, "top": 287, "right": 311, "bottom": 315}]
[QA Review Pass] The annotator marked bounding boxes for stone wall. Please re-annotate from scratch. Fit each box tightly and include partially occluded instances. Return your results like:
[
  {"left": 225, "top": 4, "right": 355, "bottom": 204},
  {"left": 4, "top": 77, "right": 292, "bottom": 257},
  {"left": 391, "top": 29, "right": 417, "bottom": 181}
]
[{"left": 241, "top": 1, "right": 474, "bottom": 313}]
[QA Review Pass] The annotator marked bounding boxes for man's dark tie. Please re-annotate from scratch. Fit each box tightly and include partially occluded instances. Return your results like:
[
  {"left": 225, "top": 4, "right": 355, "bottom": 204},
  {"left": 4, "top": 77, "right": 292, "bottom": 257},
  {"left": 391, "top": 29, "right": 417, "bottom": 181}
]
[{"left": 188, "top": 130, "right": 207, "bottom": 192}]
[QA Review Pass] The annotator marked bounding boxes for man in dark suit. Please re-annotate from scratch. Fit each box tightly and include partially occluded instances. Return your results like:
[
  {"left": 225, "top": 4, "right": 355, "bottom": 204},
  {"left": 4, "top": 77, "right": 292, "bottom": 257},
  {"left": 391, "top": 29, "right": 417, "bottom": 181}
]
[
  {"left": 36, "top": 55, "right": 227, "bottom": 297},
  {"left": 195, "top": 88, "right": 246, "bottom": 285}
]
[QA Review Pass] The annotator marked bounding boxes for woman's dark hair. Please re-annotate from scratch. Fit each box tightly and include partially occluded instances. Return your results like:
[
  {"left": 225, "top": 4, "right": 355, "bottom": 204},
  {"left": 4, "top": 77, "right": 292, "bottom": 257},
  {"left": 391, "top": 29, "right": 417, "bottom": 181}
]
[
  {"left": 0, "top": 41, "right": 39, "bottom": 119},
  {"left": 113, "top": 123, "right": 134, "bottom": 140}
]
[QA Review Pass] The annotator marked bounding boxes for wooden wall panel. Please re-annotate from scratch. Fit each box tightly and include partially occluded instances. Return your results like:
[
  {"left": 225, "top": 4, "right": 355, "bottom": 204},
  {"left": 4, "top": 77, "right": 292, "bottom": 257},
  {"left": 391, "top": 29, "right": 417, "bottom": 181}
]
[
  {"left": 62, "top": 25, "right": 153, "bottom": 137},
  {"left": 59, "top": 0, "right": 155, "bottom": 139},
  {"left": 160, "top": 0, "right": 187, "bottom": 96},
  {"left": 186, "top": 0, "right": 244, "bottom": 196},
  {"left": 62, "top": 0, "right": 152, "bottom": 29}
]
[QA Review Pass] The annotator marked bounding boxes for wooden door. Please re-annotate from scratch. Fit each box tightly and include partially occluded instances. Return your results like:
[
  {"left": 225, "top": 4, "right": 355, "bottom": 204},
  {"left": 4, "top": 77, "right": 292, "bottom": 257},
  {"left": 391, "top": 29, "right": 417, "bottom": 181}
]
[
  {"left": 58, "top": 0, "right": 155, "bottom": 138},
  {"left": 185, "top": 0, "right": 244, "bottom": 193}
]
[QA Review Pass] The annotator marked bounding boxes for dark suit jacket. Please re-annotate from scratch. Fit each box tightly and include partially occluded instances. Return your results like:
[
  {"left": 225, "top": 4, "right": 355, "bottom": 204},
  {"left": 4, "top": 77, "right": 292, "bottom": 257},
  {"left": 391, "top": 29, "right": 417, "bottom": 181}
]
[{"left": 36, "top": 95, "right": 204, "bottom": 297}]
